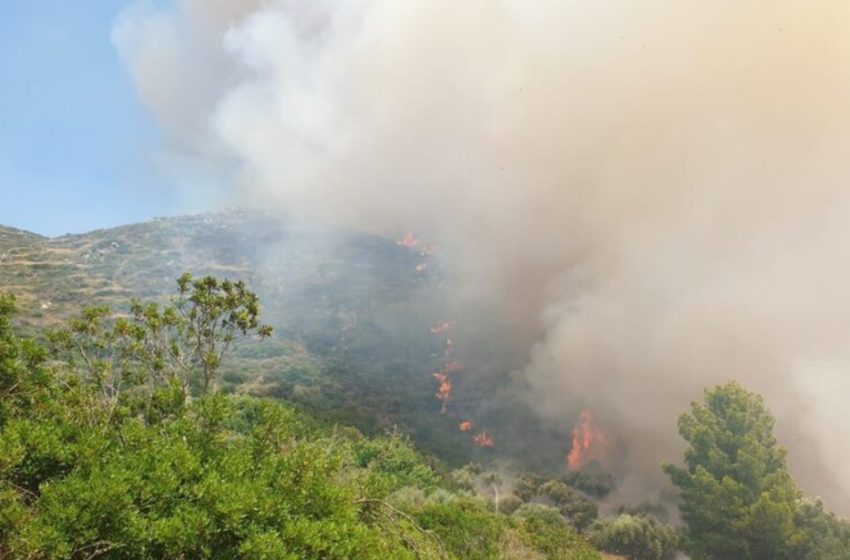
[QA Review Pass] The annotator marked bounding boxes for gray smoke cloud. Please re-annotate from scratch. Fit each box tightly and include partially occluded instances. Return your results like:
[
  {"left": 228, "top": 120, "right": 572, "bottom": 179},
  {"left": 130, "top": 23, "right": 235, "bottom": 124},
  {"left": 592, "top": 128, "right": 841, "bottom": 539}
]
[{"left": 114, "top": 0, "right": 850, "bottom": 512}]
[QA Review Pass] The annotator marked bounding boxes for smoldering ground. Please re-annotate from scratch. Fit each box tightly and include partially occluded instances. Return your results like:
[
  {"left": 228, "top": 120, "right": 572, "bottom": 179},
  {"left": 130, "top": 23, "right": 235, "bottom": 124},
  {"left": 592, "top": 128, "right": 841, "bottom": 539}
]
[{"left": 115, "top": 0, "right": 850, "bottom": 512}]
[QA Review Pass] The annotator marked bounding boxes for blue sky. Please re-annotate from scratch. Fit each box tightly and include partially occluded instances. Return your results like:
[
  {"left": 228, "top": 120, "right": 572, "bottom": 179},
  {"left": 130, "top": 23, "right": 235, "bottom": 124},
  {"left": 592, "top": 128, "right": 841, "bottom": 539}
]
[{"left": 0, "top": 0, "right": 185, "bottom": 236}]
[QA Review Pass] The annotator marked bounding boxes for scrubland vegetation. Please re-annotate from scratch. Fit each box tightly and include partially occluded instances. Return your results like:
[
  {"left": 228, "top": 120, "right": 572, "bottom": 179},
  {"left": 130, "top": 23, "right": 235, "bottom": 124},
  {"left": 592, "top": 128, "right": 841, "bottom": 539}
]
[{"left": 1, "top": 273, "right": 848, "bottom": 559}]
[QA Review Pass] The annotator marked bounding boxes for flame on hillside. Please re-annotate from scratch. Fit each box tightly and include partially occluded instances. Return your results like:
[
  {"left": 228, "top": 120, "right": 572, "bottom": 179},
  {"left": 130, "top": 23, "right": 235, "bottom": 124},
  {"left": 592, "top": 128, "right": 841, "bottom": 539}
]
[
  {"left": 433, "top": 371, "right": 452, "bottom": 414},
  {"left": 396, "top": 232, "right": 419, "bottom": 248},
  {"left": 567, "top": 411, "right": 607, "bottom": 471},
  {"left": 472, "top": 431, "right": 495, "bottom": 448},
  {"left": 459, "top": 420, "right": 473, "bottom": 432},
  {"left": 430, "top": 321, "right": 456, "bottom": 335}
]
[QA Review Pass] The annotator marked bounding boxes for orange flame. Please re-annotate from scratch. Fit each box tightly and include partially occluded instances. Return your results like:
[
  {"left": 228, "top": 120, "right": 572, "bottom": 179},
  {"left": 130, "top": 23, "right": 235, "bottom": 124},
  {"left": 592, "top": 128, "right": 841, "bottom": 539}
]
[
  {"left": 433, "top": 372, "right": 452, "bottom": 414},
  {"left": 445, "top": 361, "right": 462, "bottom": 372},
  {"left": 445, "top": 338, "right": 454, "bottom": 358},
  {"left": 567, "top": 410, "right": 607, "bottom": 471},
  {"left": 430, "top": 321, "right": 456, "bottom": 335},
  {"left": 473, "top": 431, "right": 495, "bottom": 448},
  {"left": 415, "top": 262, "right": 428, "bottom": 273},
  {"left": 396, "top": 232, "right": 419, "bottom": 248},
  {"left": 460, "top": 421, "right": 473, "bottom": 432}
]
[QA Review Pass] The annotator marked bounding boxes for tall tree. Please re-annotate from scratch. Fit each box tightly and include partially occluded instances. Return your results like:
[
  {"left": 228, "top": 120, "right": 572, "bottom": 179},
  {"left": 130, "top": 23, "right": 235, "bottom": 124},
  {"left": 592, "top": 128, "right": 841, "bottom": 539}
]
[{"left": 663, "top": 382, "right": 801, "bottom": 560}]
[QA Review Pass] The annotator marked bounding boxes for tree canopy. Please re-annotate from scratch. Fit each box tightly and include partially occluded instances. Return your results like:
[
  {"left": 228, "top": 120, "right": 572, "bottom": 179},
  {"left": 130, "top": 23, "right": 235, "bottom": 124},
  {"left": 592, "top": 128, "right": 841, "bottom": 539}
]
[{"left": 664, "top": 382, "right": 850, "bottom": 560}]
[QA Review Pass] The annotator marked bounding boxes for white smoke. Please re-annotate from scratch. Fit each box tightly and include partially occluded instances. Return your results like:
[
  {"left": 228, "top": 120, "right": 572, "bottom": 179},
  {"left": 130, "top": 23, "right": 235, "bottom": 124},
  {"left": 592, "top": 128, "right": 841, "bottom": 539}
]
[{"left": 114, "top": 0, "right": 850, "bottom": 512}]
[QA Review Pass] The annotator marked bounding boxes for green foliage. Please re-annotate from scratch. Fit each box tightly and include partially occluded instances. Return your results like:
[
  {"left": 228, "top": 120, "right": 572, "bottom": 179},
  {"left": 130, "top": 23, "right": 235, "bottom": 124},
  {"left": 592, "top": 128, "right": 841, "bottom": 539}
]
[
  {"left": 588, "top": 514, "right": 678, "bottom": 560},
  {"left": 511, "top": 504, "right": 601, "bottom": 560},
  {"left": 0, "top": 294, "right": 49, "bottom": 428},
  {"left": 47, "top": 274, "right": 272, "bottom": 401},
  {"left": 513, "top": 472, "right": 546, "bottom": 503},
  {"left": 616, "top": 502, "right": 673, "bottom": 524},
  {"left": 0, "top": 390, "right": 413, "bottom": 559},
  {"left": 513, "top": 504, "right": 569, "bottom": 528},
  {"left": 791, "top": 499, "right": 850, "bottom": 560},
  {"left": 1, "top": 279, "right": 605, "bottom": 560},
  {"left": 562, "top": 470, "right": 615, "bottom": 499},
  {"left": 353, "top": 432, "right": 439, "bottom": 497},
  {"left": 539, "top": 481, "right": 598, "bottom": 533},
  {"left": 663, "top": 382, "right": 803, "bottom": 560},
  {"left": 498, "top": 496, "right": 524, "bottom": 516},
  {"left": 417, "top": 498, "right": 506, "bottom": 560}
]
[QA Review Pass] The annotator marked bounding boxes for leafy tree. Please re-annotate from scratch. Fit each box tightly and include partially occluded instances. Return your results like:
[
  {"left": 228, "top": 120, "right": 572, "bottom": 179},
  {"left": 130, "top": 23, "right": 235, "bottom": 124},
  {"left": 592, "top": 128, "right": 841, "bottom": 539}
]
[
  {"left": 417, "top": 498, "right": 506, "bottom": 560},
  {"left": 663, "top": 382, "right": 802, "bottom": 560},
  {"left": 450, "top": 463, "right": 482, "bottom": 493},
  {"left": 562, "top": 469, "right": 615, "bottom": 499},
  {"left": 49, "top": 274, "right": 273, "bottom": 400},
  {"left": 588, "top": 514, "right": 678, "bottom": 560},
  {"left": 352, "top": 432, "right": 439, "bottom": 497},
  {"left": 512, "top": 504, "right": 601, "bottom": 560},
  {"left": 513, "top": 472, "right": 545, "bottom": 503},
  {"left": 617, "top": 502, "right": 673, "bottom": 524},
  {"left": 498, "top": 495, "right": 523, "bottom": 516},
  {"left": 540, "top": 480, "right": 598, "bottom": 533},
  {"left": 791, "top": 499, "right": 850, "bottom": 560}
]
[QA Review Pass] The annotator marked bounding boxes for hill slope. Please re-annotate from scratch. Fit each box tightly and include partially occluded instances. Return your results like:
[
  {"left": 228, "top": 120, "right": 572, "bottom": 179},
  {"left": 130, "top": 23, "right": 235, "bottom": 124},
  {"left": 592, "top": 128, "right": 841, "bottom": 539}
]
[{"left": 0, "top": 209, "right": 570, "bottom": 469}]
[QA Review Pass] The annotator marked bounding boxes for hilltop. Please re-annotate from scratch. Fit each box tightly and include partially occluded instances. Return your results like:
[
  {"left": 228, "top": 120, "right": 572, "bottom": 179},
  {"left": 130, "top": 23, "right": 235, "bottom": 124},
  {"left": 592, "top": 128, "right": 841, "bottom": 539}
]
[{"left": 0, "top": 208, "right": 424, "bottom": 325}]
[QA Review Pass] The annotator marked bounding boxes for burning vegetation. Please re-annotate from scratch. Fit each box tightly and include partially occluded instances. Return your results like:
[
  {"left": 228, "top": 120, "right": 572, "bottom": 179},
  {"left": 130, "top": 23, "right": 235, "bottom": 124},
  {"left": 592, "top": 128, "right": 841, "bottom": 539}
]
[
  {"left": 430, "top": 320, "right": 456, "bottom": 335},
  {"left": 395, "top": 232, "right": 419, "bottom": 248},
  {"left": 472, "top": 431, "right": 496, "bottom": 448},
  {"left": 433, "top": 371, "right": 452, "bottom": 414},
  {"left": 567, "top": 411, "right": 607, "bottom": 471}
]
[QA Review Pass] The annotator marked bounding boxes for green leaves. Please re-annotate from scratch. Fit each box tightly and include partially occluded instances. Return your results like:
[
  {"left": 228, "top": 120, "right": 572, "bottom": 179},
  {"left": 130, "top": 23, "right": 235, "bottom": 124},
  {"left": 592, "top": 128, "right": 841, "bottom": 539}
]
[
  {"left": 588, "top": 514, "right": 678, "bottom": 560},
  {"left": 0, "top": 278, "right": 614, "bottom": 560},
  {"left": 663, "top": 382, "right": 803, "bottom": 560},
  {"left": 0, "top": 391, "right": 417, "bottom": 560},
  {"left": 47, "top": 274, "right": 274, "bottom": 405},
  {"left": 0, "top": 294, "right": 49, "bottom": 428}
]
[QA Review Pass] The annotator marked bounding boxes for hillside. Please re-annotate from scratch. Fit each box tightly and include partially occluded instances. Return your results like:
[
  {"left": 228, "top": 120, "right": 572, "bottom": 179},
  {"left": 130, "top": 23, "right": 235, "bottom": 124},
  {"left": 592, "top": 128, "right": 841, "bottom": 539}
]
[
  {"left": 0, "top": 292, "right": 609, "bottom": 560},
  {"left": 0, "top": 209, "right": 424, "bottom": 326},
  {"left": 0, "top": 209, "right": 573, "bottom": 469}
]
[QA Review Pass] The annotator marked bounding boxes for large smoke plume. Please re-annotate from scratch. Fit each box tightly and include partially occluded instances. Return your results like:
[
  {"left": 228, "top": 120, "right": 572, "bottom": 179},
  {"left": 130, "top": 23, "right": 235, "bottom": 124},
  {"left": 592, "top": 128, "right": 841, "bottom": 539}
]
[{"left": 114, "top": 0, "right": 850, "bottom": 511}]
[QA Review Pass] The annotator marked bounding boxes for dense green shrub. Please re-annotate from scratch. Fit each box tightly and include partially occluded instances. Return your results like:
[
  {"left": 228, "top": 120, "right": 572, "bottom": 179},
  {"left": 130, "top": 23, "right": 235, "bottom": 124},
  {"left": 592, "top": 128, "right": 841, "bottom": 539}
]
[
  {"left": 588, "top": 514, "right": 678, "bottom": 560},
  {"left": 512, "top": 504, "right": 601, "bottom": 560},
  {"left": 540, "top": 481, "right": 598, "bottom": 533}
]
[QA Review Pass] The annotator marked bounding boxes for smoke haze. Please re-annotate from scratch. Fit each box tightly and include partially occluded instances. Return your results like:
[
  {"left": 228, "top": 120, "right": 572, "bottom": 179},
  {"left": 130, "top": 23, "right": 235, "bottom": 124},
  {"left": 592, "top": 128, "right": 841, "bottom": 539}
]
[{"left": 114, "top": 0, "right": 850, "bottom": 511}]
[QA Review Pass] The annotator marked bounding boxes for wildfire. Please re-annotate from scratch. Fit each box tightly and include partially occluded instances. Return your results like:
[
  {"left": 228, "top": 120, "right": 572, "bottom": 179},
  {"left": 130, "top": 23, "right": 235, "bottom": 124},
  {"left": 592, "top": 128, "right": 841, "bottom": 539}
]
[
  {"left": 472, "top": 431, "right": 495, "bottom": 448},
  {"left": 430, "top": 321, "right": 456, "bottom": 335},
  {"left": 567, "top": 410, "right": 607, "bottom": 471},
  {"left": 396, "top": 232, "right": 419, "bottom": 248},
  {"left": 445, "top": 361, "right": 462, "bottom": 372},
  {"left": 445, "top": 338, "right": 454, "bottom": 358},
  {"left": 459, "top": 420, "right": 473, "bottom": 432},
  {"left": 433, "top": 372, "right": 452, "bottom": 414},
  {"left": 419, "top": 245, "right": 440, "bottom": 257},
  {"left": 415, "top": 262, "right": 428, "bottom": 273}
]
